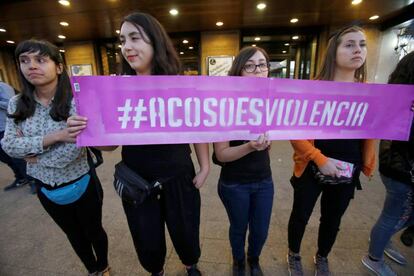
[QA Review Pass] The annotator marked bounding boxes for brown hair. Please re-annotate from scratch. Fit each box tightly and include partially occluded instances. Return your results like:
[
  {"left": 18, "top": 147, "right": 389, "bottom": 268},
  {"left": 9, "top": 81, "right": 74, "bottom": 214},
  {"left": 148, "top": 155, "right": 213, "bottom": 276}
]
[
  {"left": 121, "top": 12, "right": 181, "bottom": 75},
  {"left": 11, "top": 39, "right": 72, "bottom": 123},
  {"left": 388, "top": 51, "right": 414, "bottom": 84},
  {"left": 315, "top": 25, "right": 367, "bottom": 82},
  {"left": 228, "top": 46, "right": 270, "bottom": 76}
]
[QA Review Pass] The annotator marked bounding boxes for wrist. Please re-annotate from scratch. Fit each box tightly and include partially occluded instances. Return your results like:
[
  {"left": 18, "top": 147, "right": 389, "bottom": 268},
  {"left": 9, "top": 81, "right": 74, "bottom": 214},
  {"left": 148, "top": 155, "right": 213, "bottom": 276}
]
[
  {"left": 199, "top": 165, "right": 210, "bottom": 173},
  {"left": 53, "top": 131, "right": 63, "bottom": 143},
  {"left": 246, "top": 142, "right": 256, "bottom": 152},
  {"left": 46, "top": 130, "right": 62, "bottom": 145},
  {"left": 314, "top": 155, "right": 328, "bottom": 167}
]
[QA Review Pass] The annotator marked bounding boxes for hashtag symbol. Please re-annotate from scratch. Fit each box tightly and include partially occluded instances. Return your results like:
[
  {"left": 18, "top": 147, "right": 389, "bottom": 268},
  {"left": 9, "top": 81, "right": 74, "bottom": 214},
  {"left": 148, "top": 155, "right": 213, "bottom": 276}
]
[
  {"left": 133, "top": 99, "right": 148, "bottom": 128},
  {"left": 118, "top": 99, "right": 133, "bottom": 129}
]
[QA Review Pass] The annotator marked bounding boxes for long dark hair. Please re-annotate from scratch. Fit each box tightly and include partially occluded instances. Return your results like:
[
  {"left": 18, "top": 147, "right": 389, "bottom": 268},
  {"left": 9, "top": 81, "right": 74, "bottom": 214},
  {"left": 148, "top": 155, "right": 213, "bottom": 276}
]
[
  {"left": 315, "top": 25, "right": 367, "bottom": 82},
  {"left": 121, "top": 12, "right": 181, "bottom": 75},
  {"left": 388, "top": 51, "right": 414, "bottom": 84},
  {"left": 12, "top": 39, "right": 72, "bottom": 123},
  {"left": 228, "top": 46, "right": 270, "bottom": 76}
]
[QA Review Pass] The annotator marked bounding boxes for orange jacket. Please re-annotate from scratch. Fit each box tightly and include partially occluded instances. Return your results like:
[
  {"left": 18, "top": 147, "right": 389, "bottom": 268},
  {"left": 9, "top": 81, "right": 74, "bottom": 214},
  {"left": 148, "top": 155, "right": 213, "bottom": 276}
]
[{"left": 290, "top": 139, "right": 376, "bottom": 178}]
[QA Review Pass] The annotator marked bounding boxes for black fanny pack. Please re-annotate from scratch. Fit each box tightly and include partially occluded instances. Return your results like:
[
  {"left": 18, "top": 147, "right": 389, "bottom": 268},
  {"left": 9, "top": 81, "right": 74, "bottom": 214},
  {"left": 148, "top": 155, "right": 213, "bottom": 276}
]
[{"left": 113, "top": 161, "right": 171, "bottom": 205}]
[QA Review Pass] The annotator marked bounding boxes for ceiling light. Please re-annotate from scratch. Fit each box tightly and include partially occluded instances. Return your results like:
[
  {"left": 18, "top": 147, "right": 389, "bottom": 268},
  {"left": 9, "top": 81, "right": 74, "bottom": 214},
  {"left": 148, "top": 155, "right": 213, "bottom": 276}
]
[
  {"left": 216, "top": 21, "right": 224, "bottom": 26},
  {"left": 284, "top": 43, "right": 290, "bottom": 46},
  {"left": 115, "top": 30, "right": 120, "bottom": 34},
  {"left": 183, "top": 39, "right": 189, "bottom": 44},
  {"left": 180, "top": 52, "right": 184, "bottom": 55},
  {"left": 351, "top": 0, "right": 363, "bottom": 5},
  {"left": 369, "top": 15, "right": 379, "bottom": 20},
  {"left": 58, "top": 35, "right": 66, "bottom": 39},
  {"left": 60, "top": 21, "right": 69, "bottom": 26},
  {"left": 282, "top": 50, "right": 287, "bottom": 53},
  {"left": 58, "top": 0, "right": 70, "bottom": 6},
  {"left": 6, "top": 40, "right": 15, "bottom": 44},
  {"left": 0, "top": 28, "right": 6, "bottom": 32},
  {"left": 254, "top": 37, "right": 261, "bottom": 41},
  {"left": 118, "top": 45, "right": 122, "bottom": 48},
  {"left": 59, "top": 49, "right": 65, "bottom": 53},
  {"left": 188, "top": 46, "right": 194, "bottom": 49},
  {"left": 290, "top": 18, "right": 299, "bottom": 23},
  {"left": 292, "top": 35, "right": 299, "bottom": 40},
  {"left": 252, "top": 44, "right": 257, "bottom": 47},
  {"left": 169, "top": 9, "right": 179, "bottom": 16},
  {"left": 257, "top": 3, "right": 266, "bottom": 10}
]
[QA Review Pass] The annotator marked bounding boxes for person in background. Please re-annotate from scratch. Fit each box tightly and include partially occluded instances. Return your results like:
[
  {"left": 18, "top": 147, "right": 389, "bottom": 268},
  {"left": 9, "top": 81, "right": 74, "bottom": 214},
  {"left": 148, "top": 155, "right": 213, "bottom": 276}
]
[
  {"left": 0, "top": 81, "right": 31, "bottom": 192},
  {"left": 400, "top": 225, "right": 414, "bottom": 247},
  {"left": 362, "top": 51, "right": 414, "bottom": 276}
]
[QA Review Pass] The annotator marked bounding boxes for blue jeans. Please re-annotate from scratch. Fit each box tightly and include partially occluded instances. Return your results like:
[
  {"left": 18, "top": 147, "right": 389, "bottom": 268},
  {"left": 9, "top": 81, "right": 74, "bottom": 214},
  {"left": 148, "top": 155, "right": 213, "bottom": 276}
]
[
  {"left": 0, "top": 131, "right": 27, "bottom": 181},
  {"left": 369, "top": 174, "right": 414, "bottom": 259},
  {"left": 218, "top": 177, "right": 274, "bottom": 261}
]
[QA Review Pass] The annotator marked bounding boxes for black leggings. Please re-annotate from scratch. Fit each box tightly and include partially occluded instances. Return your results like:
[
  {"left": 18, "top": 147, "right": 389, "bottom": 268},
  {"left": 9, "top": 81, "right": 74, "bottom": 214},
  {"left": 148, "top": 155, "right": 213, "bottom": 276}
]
[
  {"left": 122, "top": 171, "right": 201, "bottom": 273},
  {"left": 37, "top": 175, "right": 108, "bottom": 273},
  {"left": 287, "top": 165, "right": 355, "bottom": 257}
]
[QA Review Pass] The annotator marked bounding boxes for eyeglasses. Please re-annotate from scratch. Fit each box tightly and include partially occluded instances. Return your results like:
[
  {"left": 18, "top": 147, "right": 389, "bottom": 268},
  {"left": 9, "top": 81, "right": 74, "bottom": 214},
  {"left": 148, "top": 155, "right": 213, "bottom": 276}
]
[{"left": 243, "top": 63, "right": 269, "bottom": 73}]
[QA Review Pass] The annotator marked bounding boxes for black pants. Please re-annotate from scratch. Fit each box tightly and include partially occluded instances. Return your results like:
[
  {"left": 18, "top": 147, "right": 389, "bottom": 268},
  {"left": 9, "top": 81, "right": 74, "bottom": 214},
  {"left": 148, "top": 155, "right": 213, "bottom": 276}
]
[
  {"left": 37, "top": 174, "right": 108, "bottom": 273},
  {"left": 288, "top": 165, "right": 355, "bottom": 257},
  {"left": 122, "top": 171, "right": 201, "bottom": 273}
]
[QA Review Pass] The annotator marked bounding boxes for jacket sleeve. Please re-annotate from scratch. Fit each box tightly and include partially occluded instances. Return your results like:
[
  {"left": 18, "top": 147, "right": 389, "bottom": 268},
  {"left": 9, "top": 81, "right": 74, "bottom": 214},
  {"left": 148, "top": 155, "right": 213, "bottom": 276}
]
[
  {"left": 361, "top": 139, "right": 376, "bottom": 177},
  {"left": 1, "top": 96, "right": 44, "bottom": 158},
  {"left": 0, "top": 86, "right": 11, "bottom": 110},
  {"left": 0, "top": 96, "right": 9, "bottom": 111},
  {"left": 290, "top": 140, "right": 328, "bottom": 166}
]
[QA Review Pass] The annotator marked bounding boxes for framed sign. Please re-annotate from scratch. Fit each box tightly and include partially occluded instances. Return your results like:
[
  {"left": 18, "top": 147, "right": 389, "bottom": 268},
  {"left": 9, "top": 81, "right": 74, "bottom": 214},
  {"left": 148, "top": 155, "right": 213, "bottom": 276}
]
[
  {"left": 207, "top": 56, "right": 234, "bottom": 76},
  {"left": 71, "top": 64, "right": 93, "bottom": 76}
]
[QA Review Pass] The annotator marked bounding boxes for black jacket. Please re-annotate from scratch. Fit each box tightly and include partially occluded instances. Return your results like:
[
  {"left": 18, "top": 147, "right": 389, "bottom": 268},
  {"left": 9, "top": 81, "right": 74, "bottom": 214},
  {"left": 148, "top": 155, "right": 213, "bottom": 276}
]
[{"left": 379, "top": 120, "right": 414, "bottom": 185}]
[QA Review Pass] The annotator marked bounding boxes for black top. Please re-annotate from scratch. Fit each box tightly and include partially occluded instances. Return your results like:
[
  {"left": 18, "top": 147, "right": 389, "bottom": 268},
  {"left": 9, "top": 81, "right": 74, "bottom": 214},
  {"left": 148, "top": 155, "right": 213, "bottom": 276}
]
[
  {"left": 314, "top": 139, "right": 363, "bottom": 166},
  {"left": 379, "top": 119, "right": 414, "bottom": 185},
  {"left": 122, "top": 144, "right": 193, "bottom": 182},
  {"left": 219, "top": 140, "right": 271, "bottom": 183}
]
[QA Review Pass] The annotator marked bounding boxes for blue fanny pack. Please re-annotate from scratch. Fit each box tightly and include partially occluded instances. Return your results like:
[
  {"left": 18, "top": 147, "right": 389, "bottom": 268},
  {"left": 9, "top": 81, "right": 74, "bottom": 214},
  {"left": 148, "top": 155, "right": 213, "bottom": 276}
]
[{"left": 41, "top": 174, "right": 90, "bottom": 205}]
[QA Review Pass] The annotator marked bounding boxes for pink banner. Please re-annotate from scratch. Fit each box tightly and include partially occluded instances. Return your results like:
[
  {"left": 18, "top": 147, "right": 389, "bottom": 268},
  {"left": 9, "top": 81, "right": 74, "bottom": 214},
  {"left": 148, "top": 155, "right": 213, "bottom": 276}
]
[{"left": 71, "top": 76, "right": 414, "bottom": 146}]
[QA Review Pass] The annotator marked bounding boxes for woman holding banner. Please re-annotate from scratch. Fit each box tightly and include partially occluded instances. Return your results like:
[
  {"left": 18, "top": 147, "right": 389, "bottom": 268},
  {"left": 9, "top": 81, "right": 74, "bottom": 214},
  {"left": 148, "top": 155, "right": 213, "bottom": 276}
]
[
  {"left": 362, "top": 51, "right": 414, "bottom": 276},
  {"left": 214, "top": 46, "right": 273, "bottom": 276},
  {"left": 0, "top": 40, "right": 109, "bottom": 276},
  {"left": 68, "top": 12, "right": 209, "bottom": 276},
  {"left": 285, "top": 26, "right": 376, "bottom": 276}
]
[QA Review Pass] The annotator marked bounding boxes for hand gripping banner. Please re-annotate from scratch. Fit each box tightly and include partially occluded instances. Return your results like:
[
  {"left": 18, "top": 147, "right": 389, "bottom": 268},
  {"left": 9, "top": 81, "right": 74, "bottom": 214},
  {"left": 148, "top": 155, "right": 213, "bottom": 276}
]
[{"left": 71, "top": 76, "right": 414, "bottom": 146}]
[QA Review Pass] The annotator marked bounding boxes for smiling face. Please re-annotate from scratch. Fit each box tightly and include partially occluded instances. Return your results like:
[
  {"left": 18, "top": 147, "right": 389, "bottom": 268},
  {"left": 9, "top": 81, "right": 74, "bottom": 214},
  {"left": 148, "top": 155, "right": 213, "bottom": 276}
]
[
  {"left": 18, "top": 51, "right": 62, "bottom": 88},
  {"left": 120, "top": 21, "right": 154, "bottom": 75},
  {"left": 335, "top": 31, "right": 367, "bottom": 71}
]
